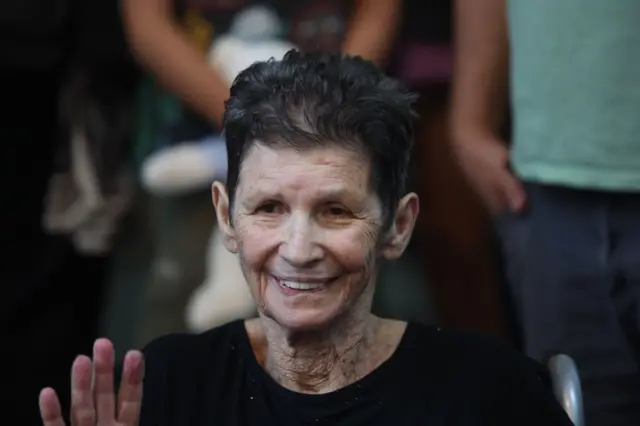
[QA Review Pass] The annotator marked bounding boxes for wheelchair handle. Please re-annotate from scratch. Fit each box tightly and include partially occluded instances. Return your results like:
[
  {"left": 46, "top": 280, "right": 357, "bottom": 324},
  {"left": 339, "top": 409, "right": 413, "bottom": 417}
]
[{"left": 548, "top": 354, "right": 584, "bottom": 426}]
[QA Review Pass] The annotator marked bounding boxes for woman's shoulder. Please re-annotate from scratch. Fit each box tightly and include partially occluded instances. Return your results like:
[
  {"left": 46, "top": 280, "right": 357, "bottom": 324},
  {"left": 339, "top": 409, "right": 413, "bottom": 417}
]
[
  {"left": 138, "top": 321, "right": 258, "bottom": 424},
  {"left": 142, "top": 319, "right": 245, "bottom": 365},
  {"left": 405, "top": 321, "right": 550, "bottom": 386},
  {"left": 408, "top": 322, "right": 538, "bottom": 361},
  {"left": 402, "top": 322, "right": 572, "bottom": 424}
]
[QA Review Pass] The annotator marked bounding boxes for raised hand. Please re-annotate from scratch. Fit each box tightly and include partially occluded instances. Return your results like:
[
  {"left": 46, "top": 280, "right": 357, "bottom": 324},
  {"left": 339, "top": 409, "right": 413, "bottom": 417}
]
[{"left": 39, "top": 339, "right": 145, "bottom": 426}]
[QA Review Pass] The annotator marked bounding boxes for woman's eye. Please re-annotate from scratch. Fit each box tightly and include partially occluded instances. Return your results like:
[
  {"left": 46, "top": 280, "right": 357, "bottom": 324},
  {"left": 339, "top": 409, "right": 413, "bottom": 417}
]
[
  {"left": 256, "top": 202, "right": 283, "bottom": 215},
  {"left": 326, "top": 205, "right": 351, "bottom": 217}
]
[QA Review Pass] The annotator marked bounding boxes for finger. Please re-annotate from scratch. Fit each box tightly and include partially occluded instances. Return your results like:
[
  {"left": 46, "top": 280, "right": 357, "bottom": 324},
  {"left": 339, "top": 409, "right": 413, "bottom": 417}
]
[
  {"left": 70, "top": 355, "right": 95, "bottom": 426},
  {"left": 117, "top": 350, "right": 145, "bottom": 425},
  {"left": 501, "top": 172, "right": 527, "bottom": 212},
  {"left": 477, "top": 182, "right": 507, "bottom": 215},
  {"left": 92, "top": 338, "right": 116, "bottom": 424},
  {"left": 40, "top": 387, "right": 66, "bottom": 426}
]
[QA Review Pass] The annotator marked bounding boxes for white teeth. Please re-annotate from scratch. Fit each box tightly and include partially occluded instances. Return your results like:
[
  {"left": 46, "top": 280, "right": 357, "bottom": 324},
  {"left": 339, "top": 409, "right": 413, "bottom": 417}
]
[{"left": 279, "top": 280, "right": 323, "bottom": 290}]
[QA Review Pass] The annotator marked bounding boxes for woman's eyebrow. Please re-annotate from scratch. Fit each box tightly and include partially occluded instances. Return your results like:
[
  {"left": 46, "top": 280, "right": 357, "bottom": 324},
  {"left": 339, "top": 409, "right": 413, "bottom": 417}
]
[{"left": 239, "top": 183, "right": 366, "bottom": 206}]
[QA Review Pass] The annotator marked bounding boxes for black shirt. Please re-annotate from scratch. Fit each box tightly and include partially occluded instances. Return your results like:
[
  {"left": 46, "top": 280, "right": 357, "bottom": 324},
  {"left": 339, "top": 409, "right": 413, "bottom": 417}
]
[{"left": 139, "top": 320, "right": 573, "bottom": 425}]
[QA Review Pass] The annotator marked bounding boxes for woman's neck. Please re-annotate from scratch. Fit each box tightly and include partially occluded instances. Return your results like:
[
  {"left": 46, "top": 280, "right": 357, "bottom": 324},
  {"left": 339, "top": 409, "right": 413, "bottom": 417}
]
[{"left": 247, "top": 312, "right": 405, "bottom": 394}]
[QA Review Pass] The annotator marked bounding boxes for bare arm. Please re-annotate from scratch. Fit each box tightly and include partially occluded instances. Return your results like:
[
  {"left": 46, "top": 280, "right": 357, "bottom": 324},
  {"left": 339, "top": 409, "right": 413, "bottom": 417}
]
[
  {"left": 450, "top": 0, "right": 509, "bottom": 142},
  {"left": 449, "top": 0, "right": 526, "bottom": 213},
  {"left": 342, "top": 0, "right": 402, "bottom": 67},
  {"left": 121, "top": 0, "right": 228, "bottom": 127},
  {"left": 121, "top": 0, "right": 401, "bottom": 128}
]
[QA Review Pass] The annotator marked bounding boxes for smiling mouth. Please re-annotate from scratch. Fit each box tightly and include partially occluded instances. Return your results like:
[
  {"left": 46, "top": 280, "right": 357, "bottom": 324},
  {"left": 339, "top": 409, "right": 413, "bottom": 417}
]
[{"left": 273, "top": 276, "right": 334, "bottom": 292}]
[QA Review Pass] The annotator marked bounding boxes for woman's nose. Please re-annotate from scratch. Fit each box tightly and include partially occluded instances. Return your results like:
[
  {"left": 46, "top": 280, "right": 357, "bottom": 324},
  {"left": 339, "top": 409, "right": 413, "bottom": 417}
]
[{"left": 279, "top": 216, "right": 323, "bottom": 267}]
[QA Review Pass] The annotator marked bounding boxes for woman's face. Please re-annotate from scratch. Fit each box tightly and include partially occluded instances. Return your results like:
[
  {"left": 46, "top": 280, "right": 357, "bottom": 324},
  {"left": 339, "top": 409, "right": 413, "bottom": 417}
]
[{"left": 213, "top": 144, "right": 418, "bottom": 331}]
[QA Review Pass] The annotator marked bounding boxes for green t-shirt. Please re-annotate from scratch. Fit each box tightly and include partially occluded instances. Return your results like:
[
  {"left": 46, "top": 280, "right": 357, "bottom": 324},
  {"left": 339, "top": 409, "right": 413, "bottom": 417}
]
[{"left": 508, "top": 0, "right": 640, "bottom": 190}]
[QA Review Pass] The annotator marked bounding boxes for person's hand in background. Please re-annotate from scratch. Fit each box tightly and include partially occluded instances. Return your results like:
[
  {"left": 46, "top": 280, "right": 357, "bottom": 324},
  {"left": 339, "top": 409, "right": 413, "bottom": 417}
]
[
  {"left": 39, "top": 340, "right": 144, "bottom": 426},
  {"left": 453, "top": 134, "right": 526, "bottom": 214}
]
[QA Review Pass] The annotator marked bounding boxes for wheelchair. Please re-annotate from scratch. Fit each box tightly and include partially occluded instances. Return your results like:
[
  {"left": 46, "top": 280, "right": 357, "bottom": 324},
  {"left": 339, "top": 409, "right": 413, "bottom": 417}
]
[{"left": 547, "top": 354, "right": 584, "bottom": 426}]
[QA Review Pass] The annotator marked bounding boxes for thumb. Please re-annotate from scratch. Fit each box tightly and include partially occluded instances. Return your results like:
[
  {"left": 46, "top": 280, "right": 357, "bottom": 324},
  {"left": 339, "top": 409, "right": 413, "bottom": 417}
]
[{"left": 500, "top": 171, "right": 526, "bottom": 212}]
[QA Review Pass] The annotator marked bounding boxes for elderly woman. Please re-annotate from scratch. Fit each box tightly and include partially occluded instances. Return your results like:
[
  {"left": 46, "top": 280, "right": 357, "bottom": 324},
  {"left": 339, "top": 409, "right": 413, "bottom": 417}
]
[{"left": 39, "top": 51, "right": 573, "bottom": 426}]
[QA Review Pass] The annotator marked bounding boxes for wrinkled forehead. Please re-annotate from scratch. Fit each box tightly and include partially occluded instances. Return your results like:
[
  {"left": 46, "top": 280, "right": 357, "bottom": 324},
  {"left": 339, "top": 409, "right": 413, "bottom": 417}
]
[{"left": 236, "top": 143, "right": 374, "bottom": 203}]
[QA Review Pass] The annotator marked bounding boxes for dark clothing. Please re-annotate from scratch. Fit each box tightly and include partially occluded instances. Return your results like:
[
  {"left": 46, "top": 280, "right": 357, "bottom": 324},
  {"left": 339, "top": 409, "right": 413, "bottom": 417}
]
[
  {"left": 140, "top": 320, "right": 572, "bottom": 425},
  {"left": 1, "top": 72, "right": 109, "bottom": 425},
  {"left": 497, "top": 182, "right": 640, "bottom": 426},
  {"left": 2, "top": 3, "right": 133, "bottom": 425},
  {"left": 0, "top": 0, "right": 71, "bottom": 70}
]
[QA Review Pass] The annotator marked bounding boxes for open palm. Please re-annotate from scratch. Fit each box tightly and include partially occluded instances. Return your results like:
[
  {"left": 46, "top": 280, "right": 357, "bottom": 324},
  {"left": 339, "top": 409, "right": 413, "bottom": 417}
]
[{"left": 39, "top": 339, "right": 144, "bottom": 426}]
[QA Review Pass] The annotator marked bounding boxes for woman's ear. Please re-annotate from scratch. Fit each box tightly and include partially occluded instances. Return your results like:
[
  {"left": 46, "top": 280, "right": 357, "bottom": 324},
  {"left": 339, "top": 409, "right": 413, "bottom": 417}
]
[
  {"left": 212, "top": 181, "right": 238, "bottom": 253},
  {"left": 381, "top": 193, "right": 419, "bottom": 260}
]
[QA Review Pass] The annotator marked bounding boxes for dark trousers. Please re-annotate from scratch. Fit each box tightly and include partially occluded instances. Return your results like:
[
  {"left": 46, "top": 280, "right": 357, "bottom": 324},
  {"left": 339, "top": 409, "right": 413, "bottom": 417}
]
[
  {"left": 1, "top": 71, "right": 109, "bottom": 425},
  {"left": 497, "top": 182, "right": 640, "bottom": 426}
]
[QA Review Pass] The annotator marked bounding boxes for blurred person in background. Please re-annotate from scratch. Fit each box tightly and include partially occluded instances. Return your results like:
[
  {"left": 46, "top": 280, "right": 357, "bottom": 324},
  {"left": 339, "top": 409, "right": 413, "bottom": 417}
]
[
  {"left": 392, "top": 0, "right": 509, "bottom": 339},
  {"left": 451, "top": 1, "right": 640, "bottom": 425},
  {"left": 1, "top": 0, "right": 137, "bottom": 424},
  {"left": 121, "top": 0, "right": 402, "bottom": 130}
]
